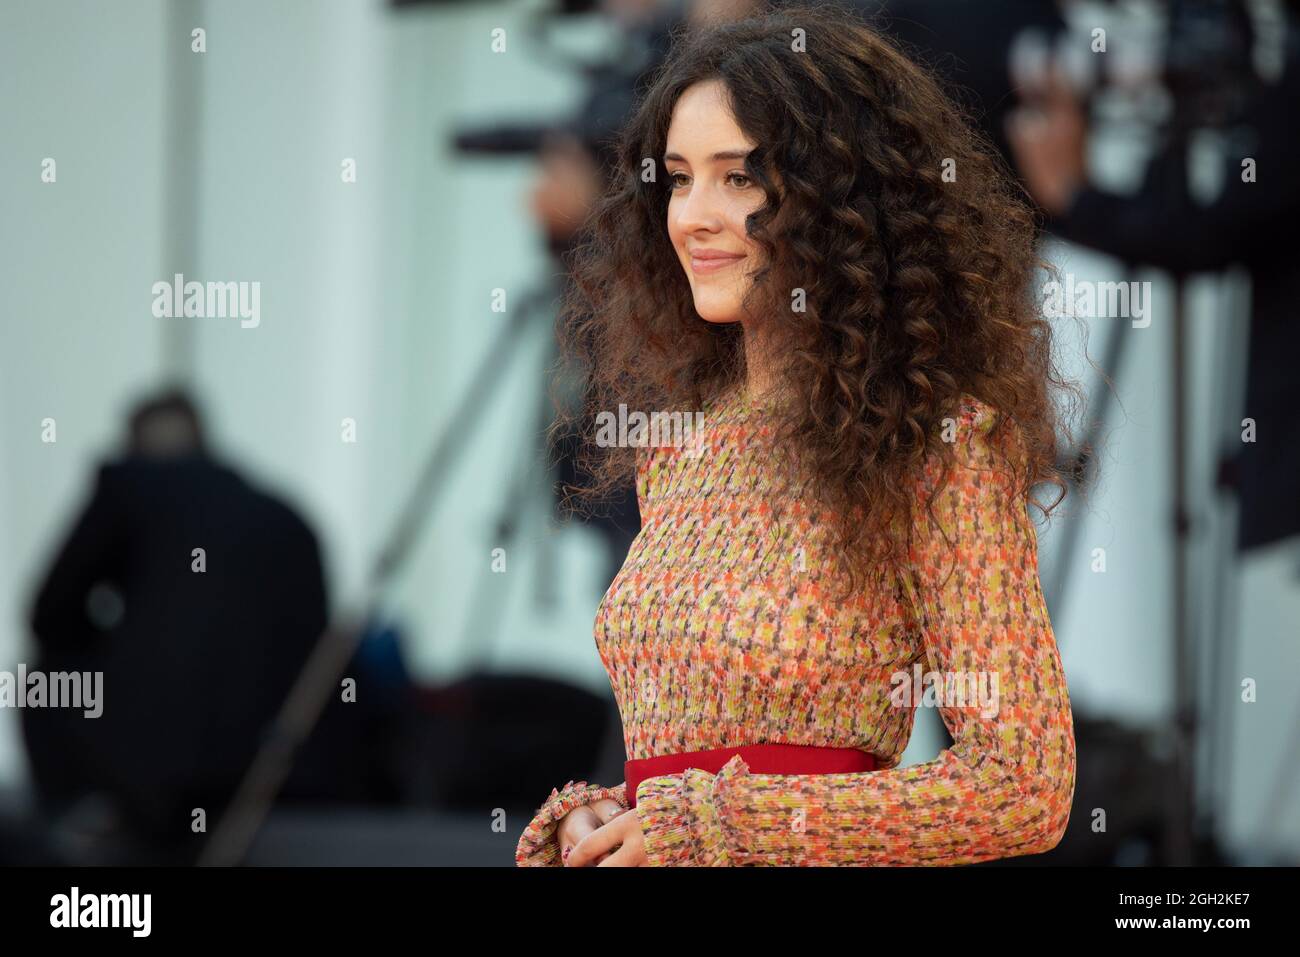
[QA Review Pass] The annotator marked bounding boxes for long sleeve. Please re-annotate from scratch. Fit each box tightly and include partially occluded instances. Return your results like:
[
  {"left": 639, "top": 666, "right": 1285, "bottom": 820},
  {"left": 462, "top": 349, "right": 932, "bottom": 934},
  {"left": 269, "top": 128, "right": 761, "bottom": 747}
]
[
  {"left": 633, "top": 399, "right": 1076, "bottom": 865},
  {"left": 515, "top": 780, "right": 629, "bottom": 866}
]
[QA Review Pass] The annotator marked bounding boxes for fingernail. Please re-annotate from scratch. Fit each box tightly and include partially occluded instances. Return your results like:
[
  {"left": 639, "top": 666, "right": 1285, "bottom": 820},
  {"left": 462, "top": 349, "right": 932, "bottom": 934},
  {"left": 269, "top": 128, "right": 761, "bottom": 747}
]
[{"left": 561, "top": 845, "right": 572, "bottom": 863}]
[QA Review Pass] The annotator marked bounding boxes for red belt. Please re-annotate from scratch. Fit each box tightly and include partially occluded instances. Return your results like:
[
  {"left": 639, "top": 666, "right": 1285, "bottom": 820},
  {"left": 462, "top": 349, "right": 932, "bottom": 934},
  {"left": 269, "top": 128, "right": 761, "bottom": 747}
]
[{"left": 624, "top": 743, "right": 877, "bottom": 809}]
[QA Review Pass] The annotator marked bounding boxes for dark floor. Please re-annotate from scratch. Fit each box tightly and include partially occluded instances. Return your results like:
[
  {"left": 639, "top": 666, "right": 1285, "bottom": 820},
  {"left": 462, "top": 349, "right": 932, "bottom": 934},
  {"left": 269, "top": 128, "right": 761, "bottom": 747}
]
[{"left": 0, "top": 786, "right": 529, "bottom": 866}]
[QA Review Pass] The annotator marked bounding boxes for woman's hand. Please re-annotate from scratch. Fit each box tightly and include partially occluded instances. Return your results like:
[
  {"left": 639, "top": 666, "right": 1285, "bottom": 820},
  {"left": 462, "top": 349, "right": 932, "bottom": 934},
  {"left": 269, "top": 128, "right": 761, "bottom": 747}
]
[
  {"left": 555, "top": 798, "right": 626, "bottom": 866},
  {"left": 565, "top": 805, "right": 648, "bottom": 867}
]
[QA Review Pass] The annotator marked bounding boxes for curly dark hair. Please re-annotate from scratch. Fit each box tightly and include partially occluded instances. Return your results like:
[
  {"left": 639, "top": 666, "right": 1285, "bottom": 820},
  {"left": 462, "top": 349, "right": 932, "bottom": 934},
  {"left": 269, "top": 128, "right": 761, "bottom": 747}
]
[{"left": 552, "top": 1, "right": 1090, "bottom": 599}]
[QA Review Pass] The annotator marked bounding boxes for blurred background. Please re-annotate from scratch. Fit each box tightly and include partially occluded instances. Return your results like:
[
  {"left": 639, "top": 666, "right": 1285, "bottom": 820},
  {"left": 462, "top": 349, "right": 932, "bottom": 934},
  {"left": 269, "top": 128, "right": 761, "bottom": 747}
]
[{"left": 0, "top": 0, "right": 1296, "bottom": 866}]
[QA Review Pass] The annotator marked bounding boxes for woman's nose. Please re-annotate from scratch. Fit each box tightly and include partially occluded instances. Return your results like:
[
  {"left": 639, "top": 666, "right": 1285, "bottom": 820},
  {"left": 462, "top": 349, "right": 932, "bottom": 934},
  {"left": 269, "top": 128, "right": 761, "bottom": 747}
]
[{"left": 676, "top": 181, "right": 723, "bottom": 232}]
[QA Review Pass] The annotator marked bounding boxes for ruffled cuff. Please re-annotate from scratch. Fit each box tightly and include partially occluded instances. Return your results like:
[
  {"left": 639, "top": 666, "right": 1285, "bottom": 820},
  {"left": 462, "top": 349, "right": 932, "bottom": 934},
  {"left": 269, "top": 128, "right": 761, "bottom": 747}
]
[
  {"left": 634, "top": 754, "right": 749, "bottom": 866},
  {"left": 515, "top": 780, "right": 628, "bottom": 867}
]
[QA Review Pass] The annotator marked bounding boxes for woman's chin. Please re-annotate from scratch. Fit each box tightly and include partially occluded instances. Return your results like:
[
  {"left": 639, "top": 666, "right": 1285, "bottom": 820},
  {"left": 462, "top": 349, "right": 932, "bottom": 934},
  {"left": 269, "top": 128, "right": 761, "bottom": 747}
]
[{"left": 693, "top": 305, "right": 744, "bottom": 325}]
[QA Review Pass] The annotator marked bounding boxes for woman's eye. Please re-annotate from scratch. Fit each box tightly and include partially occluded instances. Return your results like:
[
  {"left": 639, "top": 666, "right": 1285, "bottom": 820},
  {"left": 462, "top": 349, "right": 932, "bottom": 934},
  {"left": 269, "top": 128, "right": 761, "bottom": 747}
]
[{"left": 667, "top": 170, "right": 749, "bottom": 189}]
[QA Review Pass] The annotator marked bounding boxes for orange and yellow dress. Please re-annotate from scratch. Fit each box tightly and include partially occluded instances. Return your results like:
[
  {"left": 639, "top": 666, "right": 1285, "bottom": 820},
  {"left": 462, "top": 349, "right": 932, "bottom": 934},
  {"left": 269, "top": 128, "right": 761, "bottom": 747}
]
[{"left": 516, "top": 385, "right": 1076, "bottom": 866}]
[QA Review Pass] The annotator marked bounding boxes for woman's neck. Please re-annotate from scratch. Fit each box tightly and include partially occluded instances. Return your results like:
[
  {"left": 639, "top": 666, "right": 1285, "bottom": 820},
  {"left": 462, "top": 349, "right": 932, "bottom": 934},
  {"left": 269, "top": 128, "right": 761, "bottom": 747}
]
[{"left": 741, "top": 318, "right": 781, "bottom": 400}]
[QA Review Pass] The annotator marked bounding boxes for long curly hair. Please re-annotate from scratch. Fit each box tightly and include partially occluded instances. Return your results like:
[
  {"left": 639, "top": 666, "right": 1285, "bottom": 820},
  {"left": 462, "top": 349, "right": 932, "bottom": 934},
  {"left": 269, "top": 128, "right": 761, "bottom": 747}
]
[{"left": 551, "top": 1, "right": 1089, "bottom": 598}]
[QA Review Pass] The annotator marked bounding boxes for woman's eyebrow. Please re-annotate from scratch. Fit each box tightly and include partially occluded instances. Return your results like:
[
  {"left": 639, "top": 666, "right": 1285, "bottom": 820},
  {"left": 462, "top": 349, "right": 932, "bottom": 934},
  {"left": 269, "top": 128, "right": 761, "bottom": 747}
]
[{"left": 663, "top": 149, "right": 752, "bottom": 163}]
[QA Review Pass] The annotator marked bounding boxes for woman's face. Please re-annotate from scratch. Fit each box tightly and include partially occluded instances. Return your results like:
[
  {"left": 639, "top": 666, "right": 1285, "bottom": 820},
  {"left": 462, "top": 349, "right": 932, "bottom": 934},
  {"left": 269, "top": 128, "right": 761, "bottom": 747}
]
[{"left": 664, "top": 79, "right": 768, "bottom": 325}]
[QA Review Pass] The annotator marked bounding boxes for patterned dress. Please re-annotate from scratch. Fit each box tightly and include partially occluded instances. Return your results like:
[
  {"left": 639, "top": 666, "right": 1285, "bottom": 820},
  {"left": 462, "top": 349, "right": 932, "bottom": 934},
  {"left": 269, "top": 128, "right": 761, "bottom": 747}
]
[{"left": 516, "top": 385, "right": 1076, "bottom": 865}]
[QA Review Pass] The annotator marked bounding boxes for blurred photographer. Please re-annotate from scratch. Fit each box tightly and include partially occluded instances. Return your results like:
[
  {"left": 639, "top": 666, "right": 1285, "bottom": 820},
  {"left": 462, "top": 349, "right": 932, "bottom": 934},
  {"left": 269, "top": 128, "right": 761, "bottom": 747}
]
[{"left": 1007, "top": 0, "right": 1300, "bottom": 553}]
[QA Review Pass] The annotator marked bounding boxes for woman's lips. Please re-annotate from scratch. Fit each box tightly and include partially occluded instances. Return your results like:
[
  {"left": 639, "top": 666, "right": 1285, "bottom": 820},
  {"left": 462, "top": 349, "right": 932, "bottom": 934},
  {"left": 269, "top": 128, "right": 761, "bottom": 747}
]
[{"left": 689, "top": 252, "right": 746, "bottom": 275}]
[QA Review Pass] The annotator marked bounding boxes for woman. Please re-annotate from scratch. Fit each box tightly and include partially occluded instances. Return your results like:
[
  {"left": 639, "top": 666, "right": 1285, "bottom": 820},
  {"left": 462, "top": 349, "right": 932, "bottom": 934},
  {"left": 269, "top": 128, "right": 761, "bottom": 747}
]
[{"left": 516, "top": 1, "right": 1084, "bottom": 867}]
